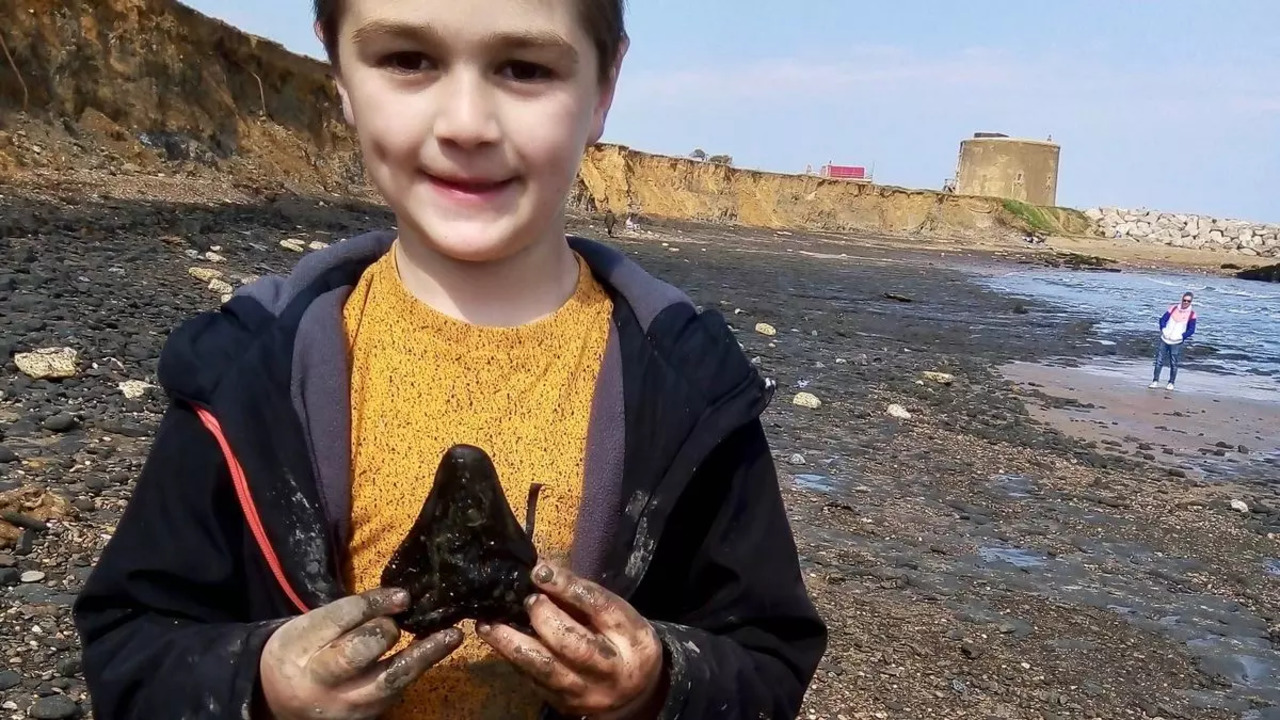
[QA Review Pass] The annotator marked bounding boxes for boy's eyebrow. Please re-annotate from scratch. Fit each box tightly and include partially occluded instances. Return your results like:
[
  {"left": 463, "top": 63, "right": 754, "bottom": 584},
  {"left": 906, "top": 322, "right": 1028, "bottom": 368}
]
[{"left": 350, "top": 19, "right": 579, "bottom": 63}]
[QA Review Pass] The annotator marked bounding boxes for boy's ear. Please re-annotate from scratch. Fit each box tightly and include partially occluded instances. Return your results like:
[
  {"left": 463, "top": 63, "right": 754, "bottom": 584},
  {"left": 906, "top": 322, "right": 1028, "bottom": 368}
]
[
  {"left": 587, "top": 36, "right": 630, "bottom": 147},
  {"left": 316, "top": 21, "right": 355, "bottom": 126},
  {"left": 334, "top": 77, "right": 355, "bottom": 126}
]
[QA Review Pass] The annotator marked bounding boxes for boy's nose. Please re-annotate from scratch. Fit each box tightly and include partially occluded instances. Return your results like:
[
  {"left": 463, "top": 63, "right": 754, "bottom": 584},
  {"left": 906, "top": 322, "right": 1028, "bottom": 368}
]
[{"left": 432, "top": 72, "right": 501, "bottom": 149}]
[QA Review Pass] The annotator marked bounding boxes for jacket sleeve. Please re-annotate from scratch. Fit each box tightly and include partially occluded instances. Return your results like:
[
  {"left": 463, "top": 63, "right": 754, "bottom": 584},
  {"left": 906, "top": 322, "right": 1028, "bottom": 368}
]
[
  {"left": 1159, "top": 310, "right": 1171, "bottom": 329},
  {"left": 632, "top": 420, "right": 828, "bottom": 719},
  {"left": 1184, "top": 315, "right": 1196, "bottom": 339},
  {"left": 73, "top": 401, "right": 284, "bottom": 720}
]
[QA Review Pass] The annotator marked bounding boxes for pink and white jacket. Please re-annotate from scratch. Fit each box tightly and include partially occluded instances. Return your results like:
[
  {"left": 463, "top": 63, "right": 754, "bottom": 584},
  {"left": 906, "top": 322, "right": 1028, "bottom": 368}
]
[{"left": 1160, "top": 304, "right": 1197, "bottom": 345}]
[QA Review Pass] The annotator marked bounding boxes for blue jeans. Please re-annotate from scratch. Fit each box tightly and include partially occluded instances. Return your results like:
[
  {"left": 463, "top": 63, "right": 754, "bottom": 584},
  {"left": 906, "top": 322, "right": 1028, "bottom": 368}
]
[{"left": 1153, "top": 340, "right": 1183, "bottom": 383}]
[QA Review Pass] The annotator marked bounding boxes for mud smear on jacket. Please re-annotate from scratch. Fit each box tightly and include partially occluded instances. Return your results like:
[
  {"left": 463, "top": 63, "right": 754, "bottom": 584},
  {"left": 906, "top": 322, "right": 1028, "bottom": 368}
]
[{"left": 381, "top": 445, "right": 540, "bottom": 636}]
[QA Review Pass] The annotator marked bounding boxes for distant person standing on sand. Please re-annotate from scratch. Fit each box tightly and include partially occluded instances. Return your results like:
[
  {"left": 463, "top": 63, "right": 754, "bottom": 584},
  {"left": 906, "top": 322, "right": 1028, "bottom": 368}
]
[{"left": 1150, "top": 291, "right": 1197, "bottom": 390}]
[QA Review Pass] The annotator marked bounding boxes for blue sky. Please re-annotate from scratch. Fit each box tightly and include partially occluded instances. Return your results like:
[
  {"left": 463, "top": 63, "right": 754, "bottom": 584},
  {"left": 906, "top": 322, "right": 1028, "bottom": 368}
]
[{"left": 181, "top": 1, "right": 1279, "bottom": 223}]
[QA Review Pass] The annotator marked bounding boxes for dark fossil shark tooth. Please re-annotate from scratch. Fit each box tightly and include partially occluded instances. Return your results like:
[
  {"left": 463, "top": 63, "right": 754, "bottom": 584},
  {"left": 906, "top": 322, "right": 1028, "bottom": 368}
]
[{"left": 381, "top": 444, "right": 543, "bottom": 636}]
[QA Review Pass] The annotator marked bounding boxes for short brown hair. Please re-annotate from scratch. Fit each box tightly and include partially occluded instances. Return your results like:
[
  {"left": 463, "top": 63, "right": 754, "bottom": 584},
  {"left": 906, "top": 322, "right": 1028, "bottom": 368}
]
[{"left": 313, "top": 0, "right": 627, "bottom": 81}]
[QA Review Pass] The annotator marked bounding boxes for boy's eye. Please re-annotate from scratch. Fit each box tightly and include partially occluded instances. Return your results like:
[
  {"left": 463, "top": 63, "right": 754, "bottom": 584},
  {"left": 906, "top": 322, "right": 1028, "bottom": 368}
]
[
  {"left": 500, "top": 60, "right": 554, "bottom": 82},
  {"left": 381, "top": 52, "right": 434, "bottom": 74}
]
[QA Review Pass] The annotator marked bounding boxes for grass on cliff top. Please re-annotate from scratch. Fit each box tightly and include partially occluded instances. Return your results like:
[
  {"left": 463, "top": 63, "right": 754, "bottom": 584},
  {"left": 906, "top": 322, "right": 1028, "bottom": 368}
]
[
  {"left": 1002, "top": 198, "right": 1056, "bottom": 234},
  {"left": 1001, "top": 199, "right": 1093, "bottom": 236}
]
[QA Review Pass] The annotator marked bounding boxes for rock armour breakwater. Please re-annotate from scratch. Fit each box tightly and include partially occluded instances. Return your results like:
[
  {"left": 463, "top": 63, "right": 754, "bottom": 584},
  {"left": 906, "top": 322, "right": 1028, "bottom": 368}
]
[{"left": 1087, "top": 207, "right": 1280, "bottom": 259}]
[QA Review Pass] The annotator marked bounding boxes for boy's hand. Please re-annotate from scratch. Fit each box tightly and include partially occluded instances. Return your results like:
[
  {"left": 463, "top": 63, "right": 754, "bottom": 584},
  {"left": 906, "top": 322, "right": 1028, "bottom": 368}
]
[
  {"left": 257, "top": 588, "right": 463, "bottom": 720},
  {"left": 477, "top": 562, "right": 667, "bottom": 719}
]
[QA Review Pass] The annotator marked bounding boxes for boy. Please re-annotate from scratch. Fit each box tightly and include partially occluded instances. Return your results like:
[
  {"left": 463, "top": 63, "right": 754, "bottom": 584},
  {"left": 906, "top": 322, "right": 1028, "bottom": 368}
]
[{"left": 72, "top": 0, "right": 827, "bottom": 718}]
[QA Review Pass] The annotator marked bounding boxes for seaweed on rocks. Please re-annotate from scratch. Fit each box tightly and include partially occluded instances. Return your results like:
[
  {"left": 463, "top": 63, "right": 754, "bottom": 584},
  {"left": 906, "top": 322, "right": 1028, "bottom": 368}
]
[
  {"left": 1237, "top": 263, "right": 1280, "bottom": 283},
  {"left": 381, "top": 445, "right": 541, "bottom": 636}
]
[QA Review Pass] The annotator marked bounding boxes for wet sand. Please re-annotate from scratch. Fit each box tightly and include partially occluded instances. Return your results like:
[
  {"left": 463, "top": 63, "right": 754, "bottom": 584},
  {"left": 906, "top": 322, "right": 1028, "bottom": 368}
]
[{"left": 1002, "top": 359, "right": 1280, "bottom": 485}]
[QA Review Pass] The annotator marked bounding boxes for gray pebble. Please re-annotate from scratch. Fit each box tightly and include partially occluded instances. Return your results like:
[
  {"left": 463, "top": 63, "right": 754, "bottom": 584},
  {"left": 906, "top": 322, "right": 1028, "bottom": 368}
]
[
  {"left": 41, "top": 414, "right": 79, "bottom": 433},
  {"left": 28, "top": 695, "right": 81, "bottom": 719},
  {"left": 55, "top": 657, "right": 81, "bottom": 678},
  {"left": 10, "top": 584, "right": 53, "bottom": 604}
]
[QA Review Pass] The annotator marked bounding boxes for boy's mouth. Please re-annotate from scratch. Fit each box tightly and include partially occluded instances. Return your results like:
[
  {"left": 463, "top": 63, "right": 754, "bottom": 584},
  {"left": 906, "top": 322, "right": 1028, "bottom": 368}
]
[{"left": 424, "top": 173, "right": 518, "bottom": 198}]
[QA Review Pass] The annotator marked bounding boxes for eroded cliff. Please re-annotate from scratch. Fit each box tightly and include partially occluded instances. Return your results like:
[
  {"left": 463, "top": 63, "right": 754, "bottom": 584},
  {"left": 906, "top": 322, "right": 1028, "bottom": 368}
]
[
  {"left": 0, "top": 0, "right": 1087, "bottom": 239},
  {"left": 574, "top": 145, "right": 1091, "bottom": 238},
  {"left": 0, "top": 0, "right": 363, "bottom": 191}
]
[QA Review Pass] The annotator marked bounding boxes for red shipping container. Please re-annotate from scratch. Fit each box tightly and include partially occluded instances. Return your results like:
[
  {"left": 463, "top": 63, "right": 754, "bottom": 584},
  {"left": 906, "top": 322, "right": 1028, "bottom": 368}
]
[{"left": 822, "top": 164, "right": 866, "bottom": 179}]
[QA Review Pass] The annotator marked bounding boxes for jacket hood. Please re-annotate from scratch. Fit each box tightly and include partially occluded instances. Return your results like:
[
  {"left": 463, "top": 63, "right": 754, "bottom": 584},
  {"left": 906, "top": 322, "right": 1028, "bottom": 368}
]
[{"left": 157, "top": 231, "right": 395, "bottom": 403}]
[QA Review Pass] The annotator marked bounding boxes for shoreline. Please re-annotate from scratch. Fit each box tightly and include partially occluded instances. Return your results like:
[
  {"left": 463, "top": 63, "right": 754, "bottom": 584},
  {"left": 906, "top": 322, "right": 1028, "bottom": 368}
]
[
  {"left": 1001, "top": 358, "right": 1280, "bottom": 486},
  {"left": 1, "top": 173, "right": 1274, "bottom": 278}
]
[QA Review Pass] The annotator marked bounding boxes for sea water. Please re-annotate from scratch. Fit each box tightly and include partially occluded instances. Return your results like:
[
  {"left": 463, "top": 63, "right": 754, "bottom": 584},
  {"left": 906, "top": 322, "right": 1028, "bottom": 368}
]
[{"left": 975, "top": 268, "right": 1280, "bottom": 378}]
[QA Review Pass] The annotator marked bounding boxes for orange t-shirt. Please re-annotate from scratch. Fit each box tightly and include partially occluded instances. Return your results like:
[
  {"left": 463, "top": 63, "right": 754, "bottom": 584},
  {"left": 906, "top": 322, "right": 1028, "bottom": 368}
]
[{"left": 341, "top": 243, "right": 613, "bottom": 719}]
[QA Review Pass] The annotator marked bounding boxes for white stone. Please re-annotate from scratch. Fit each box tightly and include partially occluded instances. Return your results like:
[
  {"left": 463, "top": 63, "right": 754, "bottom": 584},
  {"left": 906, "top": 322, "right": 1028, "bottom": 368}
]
[
  {"left": 118, "top": 380, "right": 154, "bottom": 399},
  {"left": 208, "top": 279, "right": 235, "bottom": 295},
  {"left": 14, "top": 347, "right": 78, "bottom": 380},
  {"left": 1084, "top": 208, "right": 1103, "bottom": 221},
  {"left": 788, "top": 453, "right": 806, "bottom": 465},
  {"left": 204, "top": 251, "right": 226, "bottom": 263},
  {"left": 1240, "top": 248, "right": 1258, "bottom": 256},
  {"left": 755, "top": 323, "right": 777, "bottom": 337},
  {"left": 887, "top": 404, "right": 912, "bottom": 420},
  {"left": 922, "top": 371, "right": 955, "bottom": 385},
  {"left": 19, "top": 571, "right": 45, "bottom": 583},
  {"left": 1231, "top": 499, "right": 1249, "bottom": 513},
  {"left": 221, "top": 293, "right": 234, "bottom": 303},
  {"left": 792, "top": 392, "right": 821, "bottom": 409},
  {"left": 280, "top": 238, "right": 307, "bottom": 253},
  {"left": 308, "top": 241, "right": 330, "bottom": 251},
  {"left": 187, "top": 267, "right": 222, "bottom": 283}
]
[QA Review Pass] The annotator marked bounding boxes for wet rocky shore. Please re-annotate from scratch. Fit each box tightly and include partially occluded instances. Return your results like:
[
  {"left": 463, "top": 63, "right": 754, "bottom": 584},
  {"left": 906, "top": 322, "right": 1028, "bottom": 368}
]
[{"left": 1, "top": 186, "right": 1277, "bottom": 719}]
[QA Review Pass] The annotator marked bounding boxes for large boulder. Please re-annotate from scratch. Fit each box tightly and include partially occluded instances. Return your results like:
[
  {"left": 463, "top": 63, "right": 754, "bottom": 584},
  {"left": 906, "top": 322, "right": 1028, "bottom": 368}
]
[{"left": 1237, "top": 263, "right": 1280, "bottom": 282}]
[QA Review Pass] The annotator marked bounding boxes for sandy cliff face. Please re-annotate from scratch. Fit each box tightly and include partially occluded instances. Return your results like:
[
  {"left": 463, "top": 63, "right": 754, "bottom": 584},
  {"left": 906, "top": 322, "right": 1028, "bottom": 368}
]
[
  {"left": 0, "top": 0, "right": 1086, "bottom": 239},
  {"left": 574, "top": 145, "right": 1087, "bottom": 239},
  {"left": 0, "top": 0, "right": 363, "bottom": 191}
]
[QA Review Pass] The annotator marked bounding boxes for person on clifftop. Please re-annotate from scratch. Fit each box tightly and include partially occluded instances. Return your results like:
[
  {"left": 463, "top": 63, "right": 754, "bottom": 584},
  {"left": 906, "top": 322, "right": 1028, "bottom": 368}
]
[
  {"left": 1150, "top": 291, "right": 1197, "bottom": 391},
  {"left": 71, "top": 1, "right": 827, "bottom": 719}
]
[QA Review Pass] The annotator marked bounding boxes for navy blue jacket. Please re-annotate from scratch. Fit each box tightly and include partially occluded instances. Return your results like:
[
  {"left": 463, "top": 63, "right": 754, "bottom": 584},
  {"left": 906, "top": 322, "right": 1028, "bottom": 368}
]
[{"left": 72, "top": 232, "right": 828, "bottom": 719}]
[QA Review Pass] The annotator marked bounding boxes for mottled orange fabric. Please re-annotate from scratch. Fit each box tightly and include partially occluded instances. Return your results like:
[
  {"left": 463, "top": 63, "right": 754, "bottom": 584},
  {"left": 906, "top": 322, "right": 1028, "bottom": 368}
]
[{"left": 341, "top": 242, "right": 612, "bottom": 719}]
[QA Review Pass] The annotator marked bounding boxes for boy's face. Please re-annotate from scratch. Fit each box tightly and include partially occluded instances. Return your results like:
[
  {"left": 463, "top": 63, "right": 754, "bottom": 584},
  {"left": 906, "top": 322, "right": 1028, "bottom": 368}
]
[{"left": 328, "top": 0, "right": 624, "bottom": 263}]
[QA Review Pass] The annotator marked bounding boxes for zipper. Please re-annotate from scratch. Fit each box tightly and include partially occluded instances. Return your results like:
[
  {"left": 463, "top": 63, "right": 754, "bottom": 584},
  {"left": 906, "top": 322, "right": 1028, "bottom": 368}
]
[{"left": 191, "top": 404, "right": 312, "bottom": 614}]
